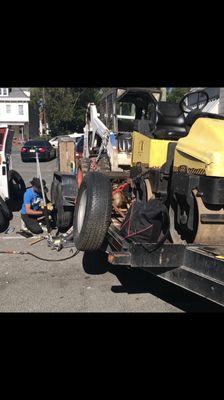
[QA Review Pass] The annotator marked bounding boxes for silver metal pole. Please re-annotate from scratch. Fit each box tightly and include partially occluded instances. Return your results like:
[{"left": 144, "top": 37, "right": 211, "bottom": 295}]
[{"left": 35, "top": 150, "right": 46, "bottom": 206}]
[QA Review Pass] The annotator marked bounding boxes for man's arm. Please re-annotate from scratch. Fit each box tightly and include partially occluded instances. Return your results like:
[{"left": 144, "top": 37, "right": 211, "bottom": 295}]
[{"left": 25, "top": 204, "right": 43, "bottom": 216}]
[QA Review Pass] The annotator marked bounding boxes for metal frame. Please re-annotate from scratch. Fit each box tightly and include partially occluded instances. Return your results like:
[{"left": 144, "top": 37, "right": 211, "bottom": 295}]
[
  {"left": 99, "top": 88, "right": 162, "bottom": 133},
  {"left": 106, "top": 225, "right": 224, "bottom": 307}
]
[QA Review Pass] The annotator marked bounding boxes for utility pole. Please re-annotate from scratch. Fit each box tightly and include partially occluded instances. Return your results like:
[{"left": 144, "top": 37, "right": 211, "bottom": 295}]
[
  {"left": 38, "top": 88, "right": 49, "bottom": 137},
  {"left": 42, "top": 88, "right": 46, "bottom": 136},
  {"left": 39, "top": 101, "right": 43, "bottom": 137}
]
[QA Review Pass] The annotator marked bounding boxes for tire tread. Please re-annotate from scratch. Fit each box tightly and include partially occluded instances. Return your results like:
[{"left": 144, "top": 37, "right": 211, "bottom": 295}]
[{"left": 73, "top": 172, "right": 112, "bottom": 250}]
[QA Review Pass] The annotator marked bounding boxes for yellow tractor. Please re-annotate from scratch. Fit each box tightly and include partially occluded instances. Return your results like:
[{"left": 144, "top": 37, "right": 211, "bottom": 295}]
[
  {"left": 131, "top": 89, "right": 224, "bottom": 245},
  {"left": 71, "top": 88, "right": 224, "bottom": 306},
  {"left": 73, "top": 88, "right": 224, "bottom": 250}
]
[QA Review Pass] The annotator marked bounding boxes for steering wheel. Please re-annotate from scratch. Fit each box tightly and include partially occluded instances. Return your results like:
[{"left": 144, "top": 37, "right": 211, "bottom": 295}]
[{"left": 179, "top": 90, "right": 209, "bottom": 114}]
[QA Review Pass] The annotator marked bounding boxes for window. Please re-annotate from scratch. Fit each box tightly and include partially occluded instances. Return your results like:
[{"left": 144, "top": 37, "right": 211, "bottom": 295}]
[
  {"left": 117, "top": 102, "right": 136, "bottom": 117},
  {"left": 18, "top": 105, "right": 24, "bottom": 115},
  {"left": 0, "top": 88, "right": 9, "bottom": 96},
  {"left": 6, "top": 104, "right": 11, "bottom": 113}
]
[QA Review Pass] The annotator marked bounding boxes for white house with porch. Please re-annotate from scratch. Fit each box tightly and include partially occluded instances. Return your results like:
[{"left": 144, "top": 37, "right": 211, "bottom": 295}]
[{"left": 0, "top": 88, "right": 30, "bottom": 142}]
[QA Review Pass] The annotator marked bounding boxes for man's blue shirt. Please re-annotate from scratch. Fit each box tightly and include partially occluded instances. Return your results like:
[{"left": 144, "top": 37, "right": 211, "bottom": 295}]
[{"left": 21, "top": 188, "right": 43, "bottom": 215}]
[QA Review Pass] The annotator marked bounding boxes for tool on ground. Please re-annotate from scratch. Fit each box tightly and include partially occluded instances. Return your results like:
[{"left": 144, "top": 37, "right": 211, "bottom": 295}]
[
  {"left": 29, "top": 236, "right": 46, "bottom": 246},
  {"left": 16, "top": 230, "right": 34, "bottom": 238}
]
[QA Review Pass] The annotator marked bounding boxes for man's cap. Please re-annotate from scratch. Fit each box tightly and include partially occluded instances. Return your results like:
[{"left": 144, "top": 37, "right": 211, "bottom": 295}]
[{"left": 30, "top": 177, "right": 47, "bottom": 191}]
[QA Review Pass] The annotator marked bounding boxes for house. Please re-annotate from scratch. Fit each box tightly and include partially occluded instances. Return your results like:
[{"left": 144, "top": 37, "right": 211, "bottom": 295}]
[{"left": 0, "top": 87, "right": 30, "bottom": 142}]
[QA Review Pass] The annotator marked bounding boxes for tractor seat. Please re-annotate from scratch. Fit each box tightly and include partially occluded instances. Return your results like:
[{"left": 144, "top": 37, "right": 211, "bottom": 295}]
[
  {"left": 185, "top": 109, "right": 224, "bottom": 127},
  {"left": 154, "top": 102, "right": 187, "bottom": 140}
]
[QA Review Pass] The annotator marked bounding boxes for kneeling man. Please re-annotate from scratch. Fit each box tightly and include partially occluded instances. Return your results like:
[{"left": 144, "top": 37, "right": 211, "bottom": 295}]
[{"left": 21, "top": 177, "right": 48, "bottom": 234}]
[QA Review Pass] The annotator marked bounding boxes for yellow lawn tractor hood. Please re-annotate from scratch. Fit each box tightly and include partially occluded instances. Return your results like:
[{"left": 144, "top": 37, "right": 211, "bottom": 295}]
[{"left": 175, "top": 117, "right": 224, "bottom": 177}]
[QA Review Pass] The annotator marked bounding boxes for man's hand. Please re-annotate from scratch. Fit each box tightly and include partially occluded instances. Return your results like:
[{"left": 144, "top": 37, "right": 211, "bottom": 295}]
[
  {"left": 40, "top": 202, "right": 54, "bottom": 211},
  {"left": 47, "top": 202, "right": 54, "bottom": 211}
]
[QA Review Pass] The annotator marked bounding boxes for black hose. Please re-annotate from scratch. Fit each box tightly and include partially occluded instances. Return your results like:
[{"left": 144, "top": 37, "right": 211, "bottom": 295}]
[
  {"left": 0, "top": 249, "right": 80, "bottom": 262},
  {"left": 26, "top": 249, "right": 80, "bottom": 262}
]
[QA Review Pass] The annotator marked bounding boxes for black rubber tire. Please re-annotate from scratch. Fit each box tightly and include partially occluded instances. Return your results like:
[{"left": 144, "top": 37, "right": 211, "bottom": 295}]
[
  {"left": 8, "top": 170, "right": 26, "bottom": 200},
  {"left": 7, "top": 169, "right": 26, "bottom": 212},
  {"left": 73, "top": 172, "right": 112, "bottom": 251},
  {"left": 0, "top": 209, "right": 9, "bottom": 233},
  {"left": 55, "top": 183, "right": 74, "bottom": 231},
  {"left": 0, "top": 196, "right": 13, "bottom": 220},
  {"left": 50, "top": 177, "right": 58, "bottom": 204}
]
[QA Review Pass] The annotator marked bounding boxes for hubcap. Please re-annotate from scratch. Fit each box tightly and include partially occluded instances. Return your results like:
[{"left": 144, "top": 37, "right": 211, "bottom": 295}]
[{"left": 77, "top": 189, "right": 87, "bottom": 233}]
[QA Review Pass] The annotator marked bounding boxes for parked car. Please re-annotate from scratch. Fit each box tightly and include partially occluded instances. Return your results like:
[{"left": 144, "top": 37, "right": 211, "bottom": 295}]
[
  {"left": 69, "top": 133, "right": 84, "bottom": 140},
  {"left": 49, "top": 136, "right": 69, "bottom": 148},
  {"left": 21, "top": 140, "right": 56, "bottom": 162},
  {"left": 49, "top": 133, "right": 84, "bottom": 149}
]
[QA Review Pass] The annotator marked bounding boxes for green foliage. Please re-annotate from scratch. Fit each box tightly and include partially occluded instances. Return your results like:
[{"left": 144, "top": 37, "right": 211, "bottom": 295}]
[
  {"left": 166, "top": 88, "right": 190, "bottom": 103},
  {"left": 30, "top": 88, "right": 104, "bottom": 137}
]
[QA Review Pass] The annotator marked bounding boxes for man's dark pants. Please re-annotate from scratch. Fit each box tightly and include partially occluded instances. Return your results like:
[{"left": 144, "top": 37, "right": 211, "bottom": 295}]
[{"left": 21, "top": 214, "right": 43, "bottom": 234}]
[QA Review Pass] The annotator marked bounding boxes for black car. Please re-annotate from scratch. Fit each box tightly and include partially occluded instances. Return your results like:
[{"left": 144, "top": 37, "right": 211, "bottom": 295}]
[{"left": 21, "top": 140, "right": 56, "bottom": 162}]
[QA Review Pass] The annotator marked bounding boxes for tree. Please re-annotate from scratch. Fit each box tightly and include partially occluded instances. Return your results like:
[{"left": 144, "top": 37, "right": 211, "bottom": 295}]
[
  {"left": 30, "top": 87, "right": 103, "bottom": 137},
  {"left": 166, "top": 87, "right": 190, "bottom": 103},
  {"left": 70, "top": 88, "right": 103, "bottom": 132}
]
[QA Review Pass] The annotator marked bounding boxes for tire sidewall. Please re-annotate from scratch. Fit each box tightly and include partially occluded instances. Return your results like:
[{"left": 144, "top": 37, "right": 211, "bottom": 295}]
[
  {"left": 51, "top": 178, "right": 59, "bottom": 204},
  {"left": 73, "top": 172, "right": 112, "bottom": 251},
  {"left": 73, "top": 177, "right": 89, "bottom": 243},
  {"left": 55, "top": 182, "right": 74, "bottom": 230},
  {"left": 8, "top": 170, "right": 26, "bottom": 199},
  {"left": 0, "top": 196, "right": 12, "bottom": 220},
  {"left": 0, "top": 209, "right": 9, "bottom": 232}
]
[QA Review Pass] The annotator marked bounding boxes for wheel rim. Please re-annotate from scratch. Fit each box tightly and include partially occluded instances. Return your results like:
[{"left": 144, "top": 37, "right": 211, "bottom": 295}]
[{"left": 77, "top": 189, "right": 87, "bottom": 233}]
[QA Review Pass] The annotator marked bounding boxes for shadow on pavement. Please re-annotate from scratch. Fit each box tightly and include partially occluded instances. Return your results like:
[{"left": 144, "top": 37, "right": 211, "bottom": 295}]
[{"left": 82, "top": 250, "right": 224, "bottom": 313}]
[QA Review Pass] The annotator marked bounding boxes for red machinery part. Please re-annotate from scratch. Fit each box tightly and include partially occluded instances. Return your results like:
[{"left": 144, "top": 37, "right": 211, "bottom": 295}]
[{"left": 112, "top": 182, "right": 129, "bottom": 196}]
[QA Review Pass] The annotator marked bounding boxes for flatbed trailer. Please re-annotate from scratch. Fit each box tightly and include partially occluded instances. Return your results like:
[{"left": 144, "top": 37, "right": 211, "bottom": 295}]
[
  {"left": 54, "top": 161, "right": 224, "bottom": 308},
  {"left": 106, "top": 225, "right": 224, "bottom": 307}
]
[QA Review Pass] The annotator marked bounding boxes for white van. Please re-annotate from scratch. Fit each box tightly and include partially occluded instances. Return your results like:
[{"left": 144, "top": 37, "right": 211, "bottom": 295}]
[{"left": 49, "top": 133, "right": 84, "bottom": 148}]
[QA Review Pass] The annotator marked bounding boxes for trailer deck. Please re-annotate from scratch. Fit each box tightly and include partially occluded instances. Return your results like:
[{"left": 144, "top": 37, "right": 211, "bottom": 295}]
[{"left": 106, "top": 225, "right": 224, "bottom": 307}]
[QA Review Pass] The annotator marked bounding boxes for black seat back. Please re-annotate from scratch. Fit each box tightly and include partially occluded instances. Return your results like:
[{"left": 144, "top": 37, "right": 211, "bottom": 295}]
[{"left": 154, "top": 101, "right": 187, "bottom": 140}]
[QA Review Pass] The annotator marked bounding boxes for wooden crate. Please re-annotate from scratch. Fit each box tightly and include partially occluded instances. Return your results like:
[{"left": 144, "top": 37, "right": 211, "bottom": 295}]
[{"left": 58, "top": 138, "right": 76, "bottom": 174}]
